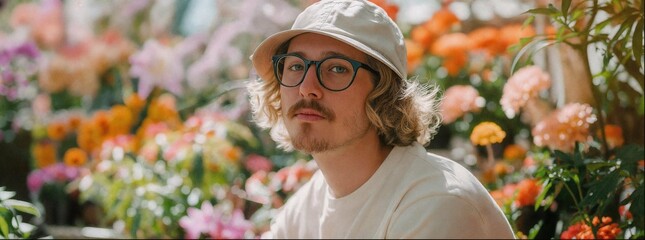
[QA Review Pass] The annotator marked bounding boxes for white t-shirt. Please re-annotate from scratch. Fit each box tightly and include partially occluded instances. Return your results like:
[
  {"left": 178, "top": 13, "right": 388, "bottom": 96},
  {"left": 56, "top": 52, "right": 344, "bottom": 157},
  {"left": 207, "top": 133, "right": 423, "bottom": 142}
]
[{"left": 270, "top": 142, "right": 515, "bottom": 239}]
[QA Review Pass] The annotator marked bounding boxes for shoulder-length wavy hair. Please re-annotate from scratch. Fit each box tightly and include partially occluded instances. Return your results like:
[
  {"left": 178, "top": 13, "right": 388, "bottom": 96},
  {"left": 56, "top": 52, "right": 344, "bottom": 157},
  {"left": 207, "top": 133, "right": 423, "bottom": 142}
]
[{"left": 246, "top": 41, "right": 442, "bottom": 151}]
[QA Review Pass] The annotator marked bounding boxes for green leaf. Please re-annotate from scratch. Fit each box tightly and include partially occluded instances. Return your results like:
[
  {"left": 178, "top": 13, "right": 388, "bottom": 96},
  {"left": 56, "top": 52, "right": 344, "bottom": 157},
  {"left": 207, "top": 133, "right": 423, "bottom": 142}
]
[
  {"left": 535, "top": 179, "right": 552, "bottom": 211},
  {"left": 3, "top": 200, "right": 40, "bottom": 218},
  {"left": 580, "top": 171, "right": 623, "bottom": 207},
  {"left": 616, "top": 144, "right": 645, "bottom": 175},
  {"left": 525, "top": 7, "right": 559, "bottom": 16},
  {"left": 0, "top": 216, "right": 8, "bottom": 237},
  {"left": 561, "top": 0, "right": 572, "bottom": 21},
  {"left": 629, "top": 184, "right": 644, "bottom": 228},
  {"left": 633, "top": 18, "right": 643, "bottom": 68}
]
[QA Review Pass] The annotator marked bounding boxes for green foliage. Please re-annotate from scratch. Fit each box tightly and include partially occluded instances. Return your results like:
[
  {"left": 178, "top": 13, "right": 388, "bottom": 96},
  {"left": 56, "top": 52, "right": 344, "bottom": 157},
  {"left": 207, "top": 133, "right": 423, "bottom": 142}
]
[{"left": 0, "top": 187, "right": 41, "bottom": 239}]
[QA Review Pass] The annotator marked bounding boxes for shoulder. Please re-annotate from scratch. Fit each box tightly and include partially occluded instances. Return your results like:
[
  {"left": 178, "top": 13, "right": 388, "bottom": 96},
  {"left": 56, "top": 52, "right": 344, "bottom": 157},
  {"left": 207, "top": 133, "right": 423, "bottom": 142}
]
[{"left": 384, "top": 143, "right": 515, "bottom": 238}]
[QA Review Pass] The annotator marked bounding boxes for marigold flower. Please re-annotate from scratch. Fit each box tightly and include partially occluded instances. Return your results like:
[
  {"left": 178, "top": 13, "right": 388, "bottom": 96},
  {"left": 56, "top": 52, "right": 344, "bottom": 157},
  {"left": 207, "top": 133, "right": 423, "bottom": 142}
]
[
  {"left": 109, "top": 105, "right": 134, "bottom": 136},
  {"left": 410, "top": 25, "right": 434, "bottom": 48},
  {"left": 503, "top": 144, "right": 527, "bottom": 162},
  {"left": 468, "top": 27, "right": 505, "bottom": 57},
  {"left": 33, "top": 141, "right": 57, "bottom": 168},
  {"left": 500, "top": 24, "right": 535, "bottom": 51},
  {"left": 430, "top": 33, "right": 469, "bottom": 76},
  {"left": 405, "top": 39, "right": 424, "bottom": 73},
  {"left": 423, "top": 7, "right": 460, "bottom": 40},
  {"left": 125, "top": 93, "right": 146, "bottom": 113},
  {"left": 46, "top": 121, "right": 67, "bottom": 141},
  {"left": 602, "top": 124, "right": 624, "bottom": 149},
  {"left": 532, "top": 103, "right": 597, "bottom": 152},
  {"left": 440, "top": 85, "right": 483, "bottom": 124},
  {"left": 77, "top": 120, "right": 103, "bottom": 152},
  {"left": 224, "top": 146, "right": 242, "bottom": 163},
  {"left": 514, "top": 178, "right": 541, "bottom": 207},
  {"left": 470, "top": 122, "right": 506, "bottom": 146},
  {"left": 500, "top": 65, "right": 551, "bottom": 118},
  {"left": 64, "top": 148, "right": 87, "bottom": 167}
]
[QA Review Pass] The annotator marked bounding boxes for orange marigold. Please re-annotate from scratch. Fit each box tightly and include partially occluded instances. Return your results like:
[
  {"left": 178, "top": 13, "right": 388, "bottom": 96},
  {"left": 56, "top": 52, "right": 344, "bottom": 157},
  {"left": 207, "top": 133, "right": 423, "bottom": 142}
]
[
  {"left": 430, "top": 33, "right": 469, "bottom": 76},
  {"left": 33, "top": 141, "right": 57, "bottom": 168},
  {"left": 46, "top": 121, "right": 68, "bottom": 141},
  {"left": 470, "top": 122, "right": 506, "bottom": 146},
  {"left": 405, "top": 39, "right": 425, "bottom": 73},
  {"left": 503, "top": 144, "right": 527, "bottom": 162},
  {"left": 64, "top": 148, "right": 87, "bottom": 167},
  {"left": 514, "top": 178, "right": 541, "bottom": 207},
  {"left": 109, "top": 105, "right": 133, "bottom": 136},
  {"left": 602, "top": 124, "right": 624, "bottom": 149},
  {"left": 125, "top": 93, "right": 146, "bottom": 113}
]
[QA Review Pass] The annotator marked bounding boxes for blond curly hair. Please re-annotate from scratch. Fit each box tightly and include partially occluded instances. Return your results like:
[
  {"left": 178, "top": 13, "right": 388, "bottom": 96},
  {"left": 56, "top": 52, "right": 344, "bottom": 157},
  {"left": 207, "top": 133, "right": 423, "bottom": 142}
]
[{"left": 246, "top": 43, "right": 442, "bottom": 151}]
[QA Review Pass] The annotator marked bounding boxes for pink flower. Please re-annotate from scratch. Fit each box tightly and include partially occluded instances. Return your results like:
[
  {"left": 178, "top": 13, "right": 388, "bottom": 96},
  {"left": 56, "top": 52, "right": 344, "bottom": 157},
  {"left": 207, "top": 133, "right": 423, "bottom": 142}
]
[
  {"left": 179, "top": 202, "right": 219, "bottom": 239},
  {"left": 245, "top": 171, "right": 272, "bottom": 204},
  {"left": 129, "top": 39, "right": 184, "bottom": 99},
  {"left": 532, "top": 103, "right": 597, "bottom": 152},
  {"left": 440, "top": 85, "right": 484, "bottom": 124},
  {"left": 179, "top": 202, "right": 252, "bottom": 239},
  {"left": 244, "top": 154, "right": 273, "bottom": 173},
  {"left": 500, "top": 65, "right": 551, "bottom": 118}
]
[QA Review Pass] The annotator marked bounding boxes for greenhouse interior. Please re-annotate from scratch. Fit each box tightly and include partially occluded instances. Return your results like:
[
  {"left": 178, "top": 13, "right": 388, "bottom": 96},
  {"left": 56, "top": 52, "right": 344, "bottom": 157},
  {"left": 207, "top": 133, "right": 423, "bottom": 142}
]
[{"left": 0, "top": 0, "right": 643, "bottom": 239}]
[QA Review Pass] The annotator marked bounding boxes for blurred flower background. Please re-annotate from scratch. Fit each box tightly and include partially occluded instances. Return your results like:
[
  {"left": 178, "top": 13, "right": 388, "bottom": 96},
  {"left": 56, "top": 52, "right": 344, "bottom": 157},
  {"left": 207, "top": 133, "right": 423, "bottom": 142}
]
[{"left": 0, "top": 0, "right": 643, "bottom": 239}]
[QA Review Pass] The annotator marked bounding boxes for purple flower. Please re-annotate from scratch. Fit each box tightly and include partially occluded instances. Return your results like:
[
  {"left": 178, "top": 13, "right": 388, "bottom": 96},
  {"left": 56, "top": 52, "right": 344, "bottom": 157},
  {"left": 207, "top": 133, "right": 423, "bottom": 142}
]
[{"left": 129, "top": 39, "right": 184, "bottom": 99}]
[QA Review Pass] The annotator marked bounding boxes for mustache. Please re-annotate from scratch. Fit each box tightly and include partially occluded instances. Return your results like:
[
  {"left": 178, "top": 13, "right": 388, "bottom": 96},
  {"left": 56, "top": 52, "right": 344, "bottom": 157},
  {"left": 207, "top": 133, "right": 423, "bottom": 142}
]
[{"left": 287, "top": 100, "right": 335, "bottom": 121}]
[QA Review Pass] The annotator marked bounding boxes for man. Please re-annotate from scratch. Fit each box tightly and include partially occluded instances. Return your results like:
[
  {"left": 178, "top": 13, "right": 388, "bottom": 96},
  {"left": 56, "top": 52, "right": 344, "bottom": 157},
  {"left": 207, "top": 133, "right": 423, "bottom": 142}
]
[{"left": 247, "top": 0, "right": 515, "bottom": 238}]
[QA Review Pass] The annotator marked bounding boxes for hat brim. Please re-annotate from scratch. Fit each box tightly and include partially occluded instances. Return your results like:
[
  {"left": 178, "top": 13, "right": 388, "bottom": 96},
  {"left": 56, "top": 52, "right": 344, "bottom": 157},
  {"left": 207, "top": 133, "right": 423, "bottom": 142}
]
[{"left": 251, "top": 29, "right": 404, "bottom": 83}]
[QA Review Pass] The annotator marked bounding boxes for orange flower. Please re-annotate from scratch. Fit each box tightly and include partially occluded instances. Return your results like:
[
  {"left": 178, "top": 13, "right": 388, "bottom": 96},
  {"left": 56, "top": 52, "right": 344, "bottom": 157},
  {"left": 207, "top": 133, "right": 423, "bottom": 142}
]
[
  {"left": 503, "top": 144, "right": 527, "bottom": 162},
  {"left": 33, "top": 141, "right": 56, "bottom": 168},
  {"left": 602, "top": 124, "right": 624, "bottom": 149},
  {"left": 406, "top": 39, "right": 425, "bottom": 73},
  {"left": 369, "top": 0, "right": 399, "bottom": 21},
  {"left": 560, "top": 216, "right": 621, "bottom": 239},
  {"left": 500, "top": 24, "right": 536, "bottom": 51},
  {"left": 109, "top": 105, "right": 134, "bottom": 136},
  {"left": 470, "top": 122, "right": 506, "bottom": 146},
  {"left": 224, "top": 146, "right": 243, "bottom": 163},
  {"left": 64, "top": 148, "right": 87, "bottom": 167},
  {"left": 430, "top": 33, "right": 469, "bottom": 76},
  {"left": 410, "top": 25, "right": 434, "bottom": 48},
  {"left": 68, "top": 114, "right": 83, "bottom": 131},
  {"left": 514, "top": 178, "right": 541, "bottom": 207},
  {"left": 77, "top": 120, "right": 103, "bottom": 153},
  {"left": 46, "top": 121, "right": 68, "bottom": 141},
  {"left": 423, "top": 7, "right": 460, "bottom": 39},
  {"left": 125, "top": 93, "right": 146, "bottom": 114},
  {"left": 468, "top": 27, "right": 505, "bottom": 57}
]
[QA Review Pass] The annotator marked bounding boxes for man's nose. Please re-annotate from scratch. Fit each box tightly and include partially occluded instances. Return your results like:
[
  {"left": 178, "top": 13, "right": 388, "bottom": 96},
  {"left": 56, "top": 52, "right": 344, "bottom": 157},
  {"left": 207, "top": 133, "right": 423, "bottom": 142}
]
[{"left": 299, "top": 64, "right": 323, "bottom": 99}]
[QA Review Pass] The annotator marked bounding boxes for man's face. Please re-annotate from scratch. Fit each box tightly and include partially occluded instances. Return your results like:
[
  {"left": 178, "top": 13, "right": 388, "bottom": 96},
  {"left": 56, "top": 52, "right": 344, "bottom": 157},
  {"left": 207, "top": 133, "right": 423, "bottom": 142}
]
[{"left": 279, "top": 33, "right": 377, "bottom": 154}]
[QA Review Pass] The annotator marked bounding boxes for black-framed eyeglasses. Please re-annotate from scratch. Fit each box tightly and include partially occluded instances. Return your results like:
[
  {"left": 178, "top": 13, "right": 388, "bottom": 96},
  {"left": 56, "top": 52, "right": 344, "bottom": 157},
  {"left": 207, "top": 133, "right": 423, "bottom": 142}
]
[{"left": 272, "top": 53, "right": 380, "bottom": 91}]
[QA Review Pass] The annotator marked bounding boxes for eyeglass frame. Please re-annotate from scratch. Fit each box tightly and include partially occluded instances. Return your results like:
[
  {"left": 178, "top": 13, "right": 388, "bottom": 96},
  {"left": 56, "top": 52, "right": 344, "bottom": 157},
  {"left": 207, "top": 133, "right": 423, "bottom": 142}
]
[{"left": 271, "top": 53, "right": 380, "bottom": 92}]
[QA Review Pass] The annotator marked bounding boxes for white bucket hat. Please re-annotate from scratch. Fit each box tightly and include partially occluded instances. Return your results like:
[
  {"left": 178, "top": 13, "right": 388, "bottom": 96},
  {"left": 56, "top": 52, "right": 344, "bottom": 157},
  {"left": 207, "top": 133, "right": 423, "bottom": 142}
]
[{"left": 251, "top": 0, "right": 407, "bottom": 83}]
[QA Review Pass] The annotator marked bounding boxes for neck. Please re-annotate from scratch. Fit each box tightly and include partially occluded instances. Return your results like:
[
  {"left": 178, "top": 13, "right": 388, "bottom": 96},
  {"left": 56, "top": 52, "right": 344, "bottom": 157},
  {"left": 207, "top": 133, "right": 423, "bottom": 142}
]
[{"left": 311, "top": 131, "right": 393, "bottom": 198}]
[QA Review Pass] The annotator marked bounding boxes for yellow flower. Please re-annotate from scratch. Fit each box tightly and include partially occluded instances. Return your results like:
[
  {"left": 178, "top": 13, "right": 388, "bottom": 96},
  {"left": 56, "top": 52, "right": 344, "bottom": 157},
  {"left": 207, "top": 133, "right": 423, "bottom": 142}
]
[
  {"left": 64, "top": 148, "right": 87, "bottom": 167},
  {"left": 470, "top": 122, "right": 506, "bottom": 146},
  {"left": 33, "top": 141, "right": 56, "bottom": 168}
]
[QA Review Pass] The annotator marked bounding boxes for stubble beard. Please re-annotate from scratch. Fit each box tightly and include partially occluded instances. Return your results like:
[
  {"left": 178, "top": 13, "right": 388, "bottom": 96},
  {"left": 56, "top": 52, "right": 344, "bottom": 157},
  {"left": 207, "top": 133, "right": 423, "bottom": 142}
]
[{"left": 289, "top": 112, "right": 371, "bottom": 154}]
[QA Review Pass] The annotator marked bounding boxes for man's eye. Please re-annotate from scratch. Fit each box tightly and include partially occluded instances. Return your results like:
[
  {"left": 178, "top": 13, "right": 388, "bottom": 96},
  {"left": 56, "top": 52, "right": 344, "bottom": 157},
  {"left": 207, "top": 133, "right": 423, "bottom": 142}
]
[
  {"left": 288, "top": 64, "right": 305, "bottom": 71},
  {"left": 330, "top": 66, "right": 348, "bottom": 73}
]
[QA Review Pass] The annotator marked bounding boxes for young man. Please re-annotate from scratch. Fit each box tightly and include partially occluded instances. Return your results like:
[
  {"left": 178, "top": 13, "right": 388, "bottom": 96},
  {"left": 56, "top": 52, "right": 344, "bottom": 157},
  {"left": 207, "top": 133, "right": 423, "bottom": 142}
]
[{"left": 247, "top": 0, "right": 515, "bottom": 238}]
